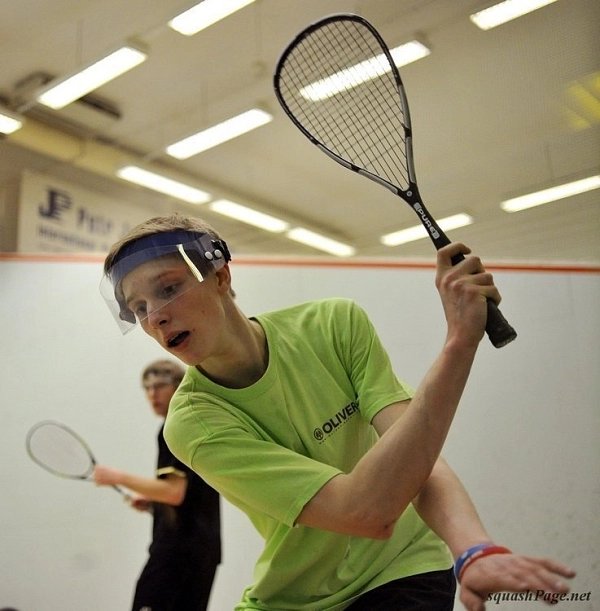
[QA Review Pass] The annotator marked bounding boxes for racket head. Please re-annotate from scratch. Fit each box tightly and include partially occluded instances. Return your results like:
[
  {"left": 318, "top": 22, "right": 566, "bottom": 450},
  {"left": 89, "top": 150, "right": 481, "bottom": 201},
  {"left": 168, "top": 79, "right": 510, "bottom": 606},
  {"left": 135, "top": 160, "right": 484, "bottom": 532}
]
[
  {"left": 274, "top": 13, "right": 418, "bottom": 199},
  {"left": 26, "top": 420, "right": 96, "bottom": 480},
  {"left": 274, "top": 14, "right": 517, "bottom": 348}
]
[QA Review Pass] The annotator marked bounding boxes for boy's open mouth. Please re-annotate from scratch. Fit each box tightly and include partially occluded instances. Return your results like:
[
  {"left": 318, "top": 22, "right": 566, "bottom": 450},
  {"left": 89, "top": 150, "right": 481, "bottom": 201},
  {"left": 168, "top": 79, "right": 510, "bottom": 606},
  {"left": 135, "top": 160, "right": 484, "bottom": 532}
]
[{"left": 167, "top": 332, "right": 189, "bottom": 348}]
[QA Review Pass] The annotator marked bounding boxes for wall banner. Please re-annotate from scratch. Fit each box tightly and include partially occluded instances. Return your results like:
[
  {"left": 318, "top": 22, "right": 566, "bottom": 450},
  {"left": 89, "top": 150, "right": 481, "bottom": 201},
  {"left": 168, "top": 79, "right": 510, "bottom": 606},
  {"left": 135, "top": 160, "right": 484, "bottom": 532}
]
[{"left": 17, "top": 170, "right": 151, "bottom": 253}]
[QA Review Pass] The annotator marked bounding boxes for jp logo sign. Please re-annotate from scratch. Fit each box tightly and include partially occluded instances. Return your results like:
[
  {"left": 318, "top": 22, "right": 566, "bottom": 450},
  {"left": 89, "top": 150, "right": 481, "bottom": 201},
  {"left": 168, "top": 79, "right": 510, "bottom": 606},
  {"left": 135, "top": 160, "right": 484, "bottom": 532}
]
[{"left": 38, "top": 189, "right": 72, "bottom": 220}]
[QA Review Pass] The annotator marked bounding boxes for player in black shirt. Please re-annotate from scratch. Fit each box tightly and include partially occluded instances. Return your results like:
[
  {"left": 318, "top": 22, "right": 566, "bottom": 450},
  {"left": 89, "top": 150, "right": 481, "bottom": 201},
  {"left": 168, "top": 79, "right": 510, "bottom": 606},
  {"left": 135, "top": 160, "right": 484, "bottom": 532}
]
[{"left": 94, "top": 359, "right": 221, "bottom": 611}]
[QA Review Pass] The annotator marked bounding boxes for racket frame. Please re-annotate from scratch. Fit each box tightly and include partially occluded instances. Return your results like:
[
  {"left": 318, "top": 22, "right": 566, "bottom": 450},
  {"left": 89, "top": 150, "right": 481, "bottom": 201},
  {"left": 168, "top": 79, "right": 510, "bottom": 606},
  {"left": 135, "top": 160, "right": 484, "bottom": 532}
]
[{"left": 26, "top": 419, "right": 127, "bottom": 497}]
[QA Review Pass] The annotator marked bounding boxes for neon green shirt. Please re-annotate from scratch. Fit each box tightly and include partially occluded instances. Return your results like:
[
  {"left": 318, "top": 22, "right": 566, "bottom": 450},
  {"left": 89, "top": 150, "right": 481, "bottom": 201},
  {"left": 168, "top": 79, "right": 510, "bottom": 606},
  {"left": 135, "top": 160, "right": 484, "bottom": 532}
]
[{"left": 165, "top": 298, "right": 452, "bottom": 610}]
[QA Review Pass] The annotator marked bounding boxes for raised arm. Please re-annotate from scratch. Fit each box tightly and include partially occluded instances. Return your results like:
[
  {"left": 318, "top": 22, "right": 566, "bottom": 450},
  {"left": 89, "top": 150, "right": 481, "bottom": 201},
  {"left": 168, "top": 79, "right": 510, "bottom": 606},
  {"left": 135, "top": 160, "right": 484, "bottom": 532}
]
[{"left": 297, "top": 243, "right": 497, "bottom": 537}]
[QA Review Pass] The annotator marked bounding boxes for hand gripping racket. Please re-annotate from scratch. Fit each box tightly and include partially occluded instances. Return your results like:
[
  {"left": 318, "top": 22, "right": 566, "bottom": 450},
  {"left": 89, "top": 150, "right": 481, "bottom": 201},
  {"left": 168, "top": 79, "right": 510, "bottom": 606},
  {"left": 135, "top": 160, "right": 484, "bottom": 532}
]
[
  {"left": 26, "top": 420, "right": 128, "bottom": 498},
  {"left": 274, "top": 13, "right": 517, "bottom": 348}
]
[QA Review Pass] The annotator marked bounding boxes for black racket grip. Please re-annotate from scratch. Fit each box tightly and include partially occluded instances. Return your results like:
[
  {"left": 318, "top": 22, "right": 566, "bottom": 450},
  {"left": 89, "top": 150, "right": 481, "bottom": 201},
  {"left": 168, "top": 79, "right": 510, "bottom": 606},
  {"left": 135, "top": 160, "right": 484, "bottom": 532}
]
[
  {"left": 449, "top": 252, "right": 517, "bottom": 348},
  {"left": 486, "top": 299, "right": 517, "bottom": 348}
]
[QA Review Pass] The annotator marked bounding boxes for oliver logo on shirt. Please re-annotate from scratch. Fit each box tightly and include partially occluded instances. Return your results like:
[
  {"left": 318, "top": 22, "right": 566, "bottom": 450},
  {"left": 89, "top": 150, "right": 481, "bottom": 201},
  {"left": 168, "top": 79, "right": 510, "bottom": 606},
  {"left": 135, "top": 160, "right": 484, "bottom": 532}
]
[{"left": 313, "top": 401, "right": 359, "bottom": 442}]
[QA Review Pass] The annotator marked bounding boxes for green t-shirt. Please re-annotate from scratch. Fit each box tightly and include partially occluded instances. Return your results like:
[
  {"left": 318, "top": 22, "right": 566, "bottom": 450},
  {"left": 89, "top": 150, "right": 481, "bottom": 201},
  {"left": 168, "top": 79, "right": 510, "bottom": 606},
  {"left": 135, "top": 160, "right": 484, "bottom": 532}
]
[{"left": 165, "top": 298, "right": 452, "bottom": 610}]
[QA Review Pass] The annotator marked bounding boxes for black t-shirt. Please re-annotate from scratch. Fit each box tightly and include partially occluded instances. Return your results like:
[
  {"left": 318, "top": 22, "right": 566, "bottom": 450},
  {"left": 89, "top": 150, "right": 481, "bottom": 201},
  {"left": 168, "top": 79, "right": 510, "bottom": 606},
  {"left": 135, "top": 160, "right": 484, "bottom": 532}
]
[{"left": 149, "top": 425, "right": 221, "bottom": 563}]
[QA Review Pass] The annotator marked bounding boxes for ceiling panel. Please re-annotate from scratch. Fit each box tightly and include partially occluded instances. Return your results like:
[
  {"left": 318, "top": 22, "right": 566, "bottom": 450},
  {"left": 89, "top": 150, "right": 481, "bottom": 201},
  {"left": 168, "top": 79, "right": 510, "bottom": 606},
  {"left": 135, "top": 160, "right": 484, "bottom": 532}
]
[{"left": 1, "top": 0, "right": 598, "bottom": 262}]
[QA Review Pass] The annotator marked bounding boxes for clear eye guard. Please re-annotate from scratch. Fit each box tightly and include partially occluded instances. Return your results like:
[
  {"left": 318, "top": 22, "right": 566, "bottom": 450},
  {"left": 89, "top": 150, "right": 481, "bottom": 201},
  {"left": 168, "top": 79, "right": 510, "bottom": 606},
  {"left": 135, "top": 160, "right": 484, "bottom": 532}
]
[{"left": 100, "top": 231, "right": 230, "bottom": 334}]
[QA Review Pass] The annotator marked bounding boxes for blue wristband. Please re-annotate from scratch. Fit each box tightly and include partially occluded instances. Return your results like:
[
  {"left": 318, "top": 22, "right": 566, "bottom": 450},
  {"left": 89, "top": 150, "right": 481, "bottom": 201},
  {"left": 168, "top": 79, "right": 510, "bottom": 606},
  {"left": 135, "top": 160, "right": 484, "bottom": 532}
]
[{"left": 453, "top": 543, "right": 493, "bottom": 581}]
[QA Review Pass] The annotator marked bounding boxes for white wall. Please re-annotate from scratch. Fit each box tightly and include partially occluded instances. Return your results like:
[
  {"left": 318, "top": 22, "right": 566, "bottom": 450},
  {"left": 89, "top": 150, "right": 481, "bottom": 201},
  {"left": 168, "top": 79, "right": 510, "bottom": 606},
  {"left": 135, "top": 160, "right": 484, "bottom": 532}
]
[{"left": 1, "top": 258, "right": 598, "bottom": 610}]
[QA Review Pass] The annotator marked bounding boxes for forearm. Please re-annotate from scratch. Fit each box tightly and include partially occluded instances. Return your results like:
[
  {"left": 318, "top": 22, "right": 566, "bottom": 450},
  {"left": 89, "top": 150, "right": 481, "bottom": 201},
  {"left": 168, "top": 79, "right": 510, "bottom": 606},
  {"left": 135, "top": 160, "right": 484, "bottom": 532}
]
[
  {"left": 413, "top": 458, "right": 490, "bottom": 558},
  {"left": 356, "top": 339, "right": 478, "bottom": 509},
  {"left": 364, "top": 340, "right": 476, "bottom": 480},
  {"left": 117, "top": 472, "right": 174, "bottom": 502},
  {"left": 95, "top": 466, "right": 186, "bottom": 505}
]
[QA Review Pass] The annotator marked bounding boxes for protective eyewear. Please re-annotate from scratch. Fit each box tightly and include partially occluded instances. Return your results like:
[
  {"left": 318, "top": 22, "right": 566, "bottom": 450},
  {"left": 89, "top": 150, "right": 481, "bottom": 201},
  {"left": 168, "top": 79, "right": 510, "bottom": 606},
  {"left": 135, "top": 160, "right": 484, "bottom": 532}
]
[{"left": 100, "top": 230, "right": 231, "bottom": 334}]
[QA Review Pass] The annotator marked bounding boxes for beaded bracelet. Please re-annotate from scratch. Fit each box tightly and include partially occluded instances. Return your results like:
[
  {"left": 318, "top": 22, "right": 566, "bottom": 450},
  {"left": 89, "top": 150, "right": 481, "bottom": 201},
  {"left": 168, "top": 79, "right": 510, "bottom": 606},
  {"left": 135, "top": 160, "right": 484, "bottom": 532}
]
[{"left": 454, "top": 543, "right": 512, "bottom": 582}]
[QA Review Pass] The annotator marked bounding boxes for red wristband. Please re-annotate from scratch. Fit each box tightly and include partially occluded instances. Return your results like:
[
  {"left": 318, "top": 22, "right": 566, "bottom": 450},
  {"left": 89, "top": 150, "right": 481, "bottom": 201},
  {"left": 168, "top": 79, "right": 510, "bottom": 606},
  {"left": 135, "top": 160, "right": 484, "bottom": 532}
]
[{"left": 457, "top": 545, "right": 512, "bottom": 582}]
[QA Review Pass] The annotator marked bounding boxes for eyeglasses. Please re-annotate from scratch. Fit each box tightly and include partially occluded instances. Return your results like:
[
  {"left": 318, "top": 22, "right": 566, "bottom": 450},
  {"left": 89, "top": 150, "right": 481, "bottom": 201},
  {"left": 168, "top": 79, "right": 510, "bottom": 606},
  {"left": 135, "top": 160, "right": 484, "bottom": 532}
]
[{"left": 143, "top": 382, "right": 172, "bottom": 392}]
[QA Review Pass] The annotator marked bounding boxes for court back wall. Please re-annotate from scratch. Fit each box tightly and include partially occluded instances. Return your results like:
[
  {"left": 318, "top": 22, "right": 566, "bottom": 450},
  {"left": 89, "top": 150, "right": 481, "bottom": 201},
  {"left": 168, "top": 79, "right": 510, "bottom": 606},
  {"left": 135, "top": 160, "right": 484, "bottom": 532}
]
[{"left": 1, "top": 257, "right": 598, "bottom": 610}]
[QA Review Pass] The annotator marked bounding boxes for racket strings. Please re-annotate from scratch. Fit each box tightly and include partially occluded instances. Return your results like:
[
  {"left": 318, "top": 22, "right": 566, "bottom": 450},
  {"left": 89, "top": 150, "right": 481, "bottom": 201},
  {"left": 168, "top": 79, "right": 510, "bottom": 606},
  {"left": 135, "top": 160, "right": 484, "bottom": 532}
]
[
  {"left": 27, "top": 424, "right": 94, "bottom": 478},
  {"left": 338, "top": 24, "right": 410, "bottom": 182},
  {"left": 277, "top": 19, "right": 411, "bottom": 190}
]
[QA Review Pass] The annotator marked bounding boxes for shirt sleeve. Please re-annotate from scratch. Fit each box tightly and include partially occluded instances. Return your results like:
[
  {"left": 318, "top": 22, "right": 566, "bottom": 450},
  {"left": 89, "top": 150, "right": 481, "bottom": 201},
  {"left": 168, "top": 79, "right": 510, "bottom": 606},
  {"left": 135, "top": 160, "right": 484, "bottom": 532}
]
[
  {"left": 338, "top": 300, "right": 413, "bottom": 422},
  {"left": 156, "top": 426, "right": 188, "bottom": 479},
  {"left": 164, "top": 400, "right": 342, "bottom": 530}
]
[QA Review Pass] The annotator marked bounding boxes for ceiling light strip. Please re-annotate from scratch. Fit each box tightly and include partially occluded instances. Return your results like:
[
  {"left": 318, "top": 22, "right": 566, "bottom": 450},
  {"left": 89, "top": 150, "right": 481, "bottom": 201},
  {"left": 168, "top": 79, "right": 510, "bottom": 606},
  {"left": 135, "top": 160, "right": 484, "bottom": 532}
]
[
  {"left": 470, "top": 0, "right": 559, "bottom": 31},
  {"left": 117, "top": 166, "right": 211, "bottom": 204},
  {"left": 287, "top": 228, "right": 356, "bottom": 257},
  {"left": 166, "top": 108, "right": 272, "bottom": 159},
  {"left": 169, "top": 0, "right": 257, "bottom": 36},
  {"left": 37, "top": 44, "right": 147, "bottom": 109},
  {"left": 381, "top": 213, "right": 474, "bottom": 247},
  {"left": 0, "top": 107, "right": 24, "bottom": 134},
  {"left": 500, "top": 175, "right": 600, "bottom": 212},
  {"left": 209, "top": 199, "right": 289, "bottom": 232}
]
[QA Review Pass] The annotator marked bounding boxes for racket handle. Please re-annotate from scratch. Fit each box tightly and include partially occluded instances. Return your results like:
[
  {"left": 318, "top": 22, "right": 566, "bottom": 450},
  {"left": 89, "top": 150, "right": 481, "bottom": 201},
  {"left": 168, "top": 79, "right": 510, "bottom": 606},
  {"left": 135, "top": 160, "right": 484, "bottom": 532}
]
[
  {"left": 113, "top": 484, "right": 131, "bottom": 500},
  {"left": 448, "top": 251, "right": 517, "bottom": 348},
  {"left": 486, "top": 299, "right": 517, "bottom": 348}
]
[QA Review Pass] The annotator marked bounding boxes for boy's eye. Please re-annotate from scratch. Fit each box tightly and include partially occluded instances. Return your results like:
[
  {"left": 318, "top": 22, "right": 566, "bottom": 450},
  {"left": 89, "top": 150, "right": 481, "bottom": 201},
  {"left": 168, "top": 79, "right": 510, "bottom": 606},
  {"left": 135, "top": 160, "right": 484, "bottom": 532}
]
[
  {"left": 160, "top": 283, "right": 179, "bottom": 299},
  {"left": 124, "top": 276, "right": 189, "bottom": 323},
  {"left": 133, "top": 303, "right": 148, "bottom": 319}
]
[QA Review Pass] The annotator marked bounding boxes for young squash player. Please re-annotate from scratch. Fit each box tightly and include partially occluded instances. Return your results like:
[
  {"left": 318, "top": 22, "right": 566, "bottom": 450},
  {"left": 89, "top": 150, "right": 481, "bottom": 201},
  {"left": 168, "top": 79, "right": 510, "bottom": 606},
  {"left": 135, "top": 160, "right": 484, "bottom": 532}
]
[{"left": 100, "top": 214, "right": 574, "bottom": 610}]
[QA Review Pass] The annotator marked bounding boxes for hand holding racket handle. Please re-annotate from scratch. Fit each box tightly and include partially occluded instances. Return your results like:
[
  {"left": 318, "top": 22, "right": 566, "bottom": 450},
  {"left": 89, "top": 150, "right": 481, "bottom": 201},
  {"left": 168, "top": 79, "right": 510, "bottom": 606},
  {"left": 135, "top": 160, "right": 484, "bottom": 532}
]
[
  {"left": 431, "top": 214, "right": 517, "bottom": 349},
  {"left": 448, "top": 249, "right": 517, "bottom": 348},
  {"left": 92, "top": 463, "right": 131, "bottom": 499}
]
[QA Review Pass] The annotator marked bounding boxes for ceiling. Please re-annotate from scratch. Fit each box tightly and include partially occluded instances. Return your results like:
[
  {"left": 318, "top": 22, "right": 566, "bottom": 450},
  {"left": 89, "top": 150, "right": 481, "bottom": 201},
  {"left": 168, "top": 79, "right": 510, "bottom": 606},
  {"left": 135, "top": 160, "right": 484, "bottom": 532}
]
[{"left": 1, "top": 0, "right": 599, "bottom": 263}]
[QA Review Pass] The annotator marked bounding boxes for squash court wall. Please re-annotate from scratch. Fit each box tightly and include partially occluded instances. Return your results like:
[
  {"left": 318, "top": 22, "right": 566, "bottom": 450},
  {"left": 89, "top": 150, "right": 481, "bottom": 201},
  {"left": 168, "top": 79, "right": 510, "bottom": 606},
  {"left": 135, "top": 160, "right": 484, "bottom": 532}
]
[{"left": 1, "top": 258, "right": 598, "bottom": 610}]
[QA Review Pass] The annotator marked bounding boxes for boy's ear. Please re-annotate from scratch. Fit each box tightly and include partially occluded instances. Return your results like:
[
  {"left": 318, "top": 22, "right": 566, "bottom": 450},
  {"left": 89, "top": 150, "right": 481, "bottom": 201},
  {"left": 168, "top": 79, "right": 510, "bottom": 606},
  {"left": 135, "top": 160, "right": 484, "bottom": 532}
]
[{"left": 214, "top": 264, "right": 232, "bottom": 294}]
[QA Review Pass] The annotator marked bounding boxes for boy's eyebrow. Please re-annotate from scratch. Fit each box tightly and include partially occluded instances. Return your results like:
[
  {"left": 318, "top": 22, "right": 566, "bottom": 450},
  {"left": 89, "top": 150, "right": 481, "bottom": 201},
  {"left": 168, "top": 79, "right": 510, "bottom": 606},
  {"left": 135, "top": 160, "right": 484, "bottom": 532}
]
[{"left": 123, "top": 269, "right": 179, "bottom": 308}]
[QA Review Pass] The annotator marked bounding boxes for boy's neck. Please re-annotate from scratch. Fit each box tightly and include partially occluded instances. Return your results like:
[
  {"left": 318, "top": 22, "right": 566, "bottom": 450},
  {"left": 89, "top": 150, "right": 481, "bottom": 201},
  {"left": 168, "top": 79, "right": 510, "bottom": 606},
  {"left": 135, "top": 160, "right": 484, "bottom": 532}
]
[{"left": 196, "top": 317, "right": 268, "bottom": 389}]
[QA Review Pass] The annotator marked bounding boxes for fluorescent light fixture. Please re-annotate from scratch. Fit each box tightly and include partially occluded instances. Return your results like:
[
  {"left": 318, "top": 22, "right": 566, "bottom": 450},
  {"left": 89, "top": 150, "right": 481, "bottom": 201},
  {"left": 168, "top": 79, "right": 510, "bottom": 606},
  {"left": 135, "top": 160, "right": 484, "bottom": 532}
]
[
  {"left": 381, "top": 213, "right": 474, "bottom": 246},
  {"left": 0, "top": 107, "right": 24, "bottom": 134},
  {"left": 500, "top": 175, "right": 600, "bottom": 212},
  {"left": 37, "top": 44, "right": 147, "bottom": 109},
  {"left": 286, "top": 228, "right": 356, "bottom": 257},
  {"left": 169, "top": 0, "right": 256, "bottom": 36},
  {"left": 117, "top": 165, "right": 211, "bottom": 204},
  {"left": 470, "top": 0, "right": 559, "bottom": 30},
  {"left": 166, "top": 108, "right": 272, "bottom": 159},
  {"left": 300, "top": 41, "right": 430, "bottom": 102},
  {"left": 209, "top": 199, "right": 289, "bottom": 233}
]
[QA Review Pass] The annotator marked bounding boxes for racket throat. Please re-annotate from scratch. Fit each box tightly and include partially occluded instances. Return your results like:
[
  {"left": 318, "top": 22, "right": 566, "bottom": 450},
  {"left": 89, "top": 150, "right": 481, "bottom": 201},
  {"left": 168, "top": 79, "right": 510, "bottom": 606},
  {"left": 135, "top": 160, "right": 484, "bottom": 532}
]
[{"left": 405, "top": 191, "right": 450, "bottom": 249}]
